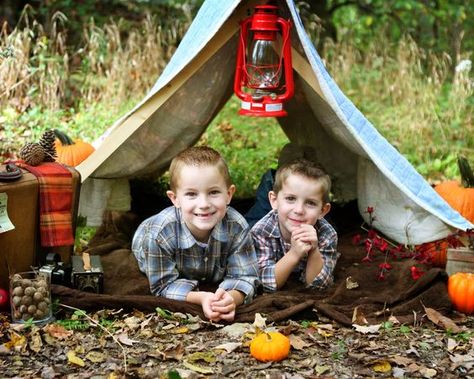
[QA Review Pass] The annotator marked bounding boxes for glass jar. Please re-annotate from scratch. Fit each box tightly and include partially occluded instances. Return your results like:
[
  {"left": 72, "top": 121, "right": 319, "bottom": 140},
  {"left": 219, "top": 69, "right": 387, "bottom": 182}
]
[{"left": 10, "top": 271, "right": 52, "bottom": 324}]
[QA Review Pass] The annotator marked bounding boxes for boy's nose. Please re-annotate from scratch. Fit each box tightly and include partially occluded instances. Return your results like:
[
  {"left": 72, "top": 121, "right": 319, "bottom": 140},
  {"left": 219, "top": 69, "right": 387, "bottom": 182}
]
[
  {"left": 294, "top": 201, "right": 304, "bottom": 214},
  {"left": 197, "top": 194, "right": 210, "bottom": 208}
]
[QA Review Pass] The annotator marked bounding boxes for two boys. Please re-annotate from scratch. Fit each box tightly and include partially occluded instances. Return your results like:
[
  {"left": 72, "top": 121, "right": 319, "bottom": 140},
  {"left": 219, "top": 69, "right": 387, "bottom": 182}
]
[{"left": 132, "top": 146, "right": 339, "bottom": 321}]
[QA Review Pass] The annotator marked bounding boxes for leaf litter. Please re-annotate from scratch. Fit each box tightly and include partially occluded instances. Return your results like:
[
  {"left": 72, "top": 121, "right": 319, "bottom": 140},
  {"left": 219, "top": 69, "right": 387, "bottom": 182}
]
[{"left": 0, "top": 307, "right": 473, "bottom": 378}]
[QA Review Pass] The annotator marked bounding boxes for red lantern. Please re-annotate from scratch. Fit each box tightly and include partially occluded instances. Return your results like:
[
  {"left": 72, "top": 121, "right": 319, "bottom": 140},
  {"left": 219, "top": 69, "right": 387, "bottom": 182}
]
[{"left": 234, "top": 5, "right": 294, "bottom": 117}]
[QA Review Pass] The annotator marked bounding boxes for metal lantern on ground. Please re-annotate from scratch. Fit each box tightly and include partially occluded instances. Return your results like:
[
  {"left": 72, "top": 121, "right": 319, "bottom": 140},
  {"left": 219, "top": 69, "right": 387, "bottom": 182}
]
[{"left": 234, "top": 5, "right": 294, "bottom": 117}]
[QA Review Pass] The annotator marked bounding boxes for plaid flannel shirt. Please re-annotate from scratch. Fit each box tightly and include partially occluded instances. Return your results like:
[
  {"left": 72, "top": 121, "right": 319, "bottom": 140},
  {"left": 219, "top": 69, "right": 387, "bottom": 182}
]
[
  {"left": 251, "top": 210, "right": 339, "bottom": 292},
  {"left": 132, "top": 206, "right": 260, "bottom": 303}
]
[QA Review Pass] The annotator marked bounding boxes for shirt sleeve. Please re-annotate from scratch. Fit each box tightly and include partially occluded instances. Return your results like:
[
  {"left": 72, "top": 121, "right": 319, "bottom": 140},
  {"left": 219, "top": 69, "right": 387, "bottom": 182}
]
[
  {"left": 219, "top": 229, "right": 260, "bottom": 304},
  {"left": 132, "top": 221, "right": 198, "bottom": 301},
  {"left": 306, "top": 230, "right": 339, "bottom": 290},
  {"left": 251, "top": 231, "right": 278, "bottom": 292}
]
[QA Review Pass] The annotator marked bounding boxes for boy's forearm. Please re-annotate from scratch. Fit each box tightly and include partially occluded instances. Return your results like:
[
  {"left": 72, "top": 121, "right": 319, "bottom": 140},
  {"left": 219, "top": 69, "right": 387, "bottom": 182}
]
[
  {"left": 228, "top": 290, "right": 245, "bottom": 306},
  {"left": 186, "top": 291, "right": 208, "bottom": 305},
  {"left": 274, "top": 249, "right": 300, "bottom": 289},
  {"left": 305, "top": 248, "right": 324, "bottom": 285}
]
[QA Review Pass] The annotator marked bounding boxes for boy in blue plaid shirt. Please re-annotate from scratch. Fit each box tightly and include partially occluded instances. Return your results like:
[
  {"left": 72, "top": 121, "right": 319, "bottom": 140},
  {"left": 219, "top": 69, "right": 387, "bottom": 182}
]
[
  {"left": 132, "top": 146, "right": 259, "bottom": 322},
  {"left": 251, "top": 159, "right": 339, "bottom": 292}
]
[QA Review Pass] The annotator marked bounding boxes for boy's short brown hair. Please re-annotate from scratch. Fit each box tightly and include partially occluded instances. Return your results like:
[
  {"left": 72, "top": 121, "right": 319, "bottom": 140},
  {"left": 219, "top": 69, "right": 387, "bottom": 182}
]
[
  {"left": 274, "top": 159, "right": 332, "bottom": 203},
  {"left": 169, "top": 146, "right": 232, "bottom": 191}
]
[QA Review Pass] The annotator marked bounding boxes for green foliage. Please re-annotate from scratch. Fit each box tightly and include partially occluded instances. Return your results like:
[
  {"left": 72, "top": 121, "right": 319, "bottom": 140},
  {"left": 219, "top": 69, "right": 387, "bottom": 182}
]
[{"left": 329, "top": 0, "right": 474, "bottom": 57}]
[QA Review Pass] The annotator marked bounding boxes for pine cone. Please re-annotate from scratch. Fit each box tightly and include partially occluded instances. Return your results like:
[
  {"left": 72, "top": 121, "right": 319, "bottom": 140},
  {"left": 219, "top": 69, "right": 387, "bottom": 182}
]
[
  {"left": 39, "top": 129, "right": 57, "bottom": 162},
  {"left": 19, "top": 142, "right": 45, "bottom": 166}
]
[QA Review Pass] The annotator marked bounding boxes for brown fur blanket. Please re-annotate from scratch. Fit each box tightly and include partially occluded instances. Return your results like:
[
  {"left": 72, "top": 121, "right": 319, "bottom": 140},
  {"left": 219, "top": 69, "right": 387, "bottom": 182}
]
[{"left": 52, "top": 211, "right": 451, "bottom": 325}]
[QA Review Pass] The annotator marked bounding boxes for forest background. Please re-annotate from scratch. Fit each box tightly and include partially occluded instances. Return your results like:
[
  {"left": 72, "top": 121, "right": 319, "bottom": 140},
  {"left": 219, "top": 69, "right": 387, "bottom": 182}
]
[{"left": 0, "top": 0, "right": 472, "bottom": 199}]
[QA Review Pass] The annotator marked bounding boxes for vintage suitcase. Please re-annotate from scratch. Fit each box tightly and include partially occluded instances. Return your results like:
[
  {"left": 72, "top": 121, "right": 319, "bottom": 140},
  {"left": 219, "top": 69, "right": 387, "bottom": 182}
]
[{"left": 0, "top": 164, "right": 81, "bottom": 290}]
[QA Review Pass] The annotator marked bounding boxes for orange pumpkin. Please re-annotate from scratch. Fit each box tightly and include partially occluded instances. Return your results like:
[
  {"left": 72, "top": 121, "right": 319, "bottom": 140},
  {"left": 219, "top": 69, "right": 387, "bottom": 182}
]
[
  {"left": 54, "top": 129, "right": 95, "bottom": 167},
  {"left": 250, "top": 331, "right": 290, "bottom": 362},
  {"left": 435, "top": 156, "right": 474, "bottom": 223},
  {"left": 448, "top": 272, "right": 474, "bottom": 314}
]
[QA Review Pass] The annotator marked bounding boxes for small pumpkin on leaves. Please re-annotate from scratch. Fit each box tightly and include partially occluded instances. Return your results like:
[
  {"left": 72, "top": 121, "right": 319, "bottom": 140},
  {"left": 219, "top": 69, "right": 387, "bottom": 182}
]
[
  {"left": 54, "top": 129, "right": 95, "bottom": 167},
  {"left": 448, "top": 272, "right": 474, "bottom": 314},
  {"left": 250, "top": 331, "right": 290, "bottom": 362}
]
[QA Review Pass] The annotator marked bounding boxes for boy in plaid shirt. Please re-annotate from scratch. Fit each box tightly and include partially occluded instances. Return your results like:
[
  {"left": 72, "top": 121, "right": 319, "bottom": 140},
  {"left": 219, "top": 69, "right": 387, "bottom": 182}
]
[
  {"left": 251, "top": 159, "right": 339, "bottom": 292},
  {"left": 132, "top": 146, "right": 259, "bottom": 322}
]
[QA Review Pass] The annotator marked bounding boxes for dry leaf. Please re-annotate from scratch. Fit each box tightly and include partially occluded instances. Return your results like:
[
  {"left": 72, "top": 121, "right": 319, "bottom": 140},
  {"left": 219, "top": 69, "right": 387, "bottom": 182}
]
[
  {"left": 44, "top": 324, "right": 73, "bottom": 340},
  {"left": 419, "top": 367, "right": 437, "bottom": 378},
  {"left": 213, "top": 342, "right": 241, "bottom": 354},
  {"left": 117, "top": 333, "right": 139, "bottom": 346},
  {"left": 289, "top": 335, "right": 312, "bottom": 350},
  {"left": 388, "top": 315, "right": 400, "bottom": 324},
  {"left": 220, "top": 323, "right": 253, "bottom": 339},
  {"left": 389, "top": 355, "right": 414, "bottom": 366},
  {"left": 352, "top": 306, "right": 368, "bottom": 325},
  {"left": 85, "top": 351, "right": 106, "bottom": 363},
  {"left": 372, "top": 360, "right": 392, "bottom": 373},
  {"left": 253, "top": 313, "right": 267, "bottom": 329},
  {"left": 29, "top": 332, "right": 42, "bottom": 353},
  {"left": 346, "top": 276, "right": 359, "bottom": 289},
  {"left": 186, "top": 351, "right": 216, "bottom": 364},
  {"left": 353, "top": 324, "right": 381, "bottom": 334},
  {"left": 423, "top": 306, "right": 461, "bottom": 333},
  {"left": 172, "top": 326, "right": 189, "bottom": 334},
  {"left": 183, "top": 361, "right": 214, "bottom": 374},
  {"left": 67, "top": 350, "right": 85, "bottom": 367},
  {"left": 4, "top": 331, "right": 26, "bottom": 352},
  {"left": 447, "top": 338, "right": 458, "bottom": 352}
]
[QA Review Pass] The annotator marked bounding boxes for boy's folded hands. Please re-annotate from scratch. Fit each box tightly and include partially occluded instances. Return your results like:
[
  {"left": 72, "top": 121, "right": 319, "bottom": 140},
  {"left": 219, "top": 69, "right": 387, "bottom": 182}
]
[
  {"left": 291, "top": 224, "right": 318, "bottom": 258},
  {"left": 201, "top": 287, "right": 240, "bottom": 322}
]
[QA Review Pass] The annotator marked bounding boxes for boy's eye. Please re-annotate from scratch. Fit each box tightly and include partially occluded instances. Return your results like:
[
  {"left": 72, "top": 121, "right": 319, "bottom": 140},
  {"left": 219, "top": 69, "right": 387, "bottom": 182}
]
[
  {"left": 210, "top": 190, "right": 221, "bottom": 195},
  {"left": 306, "top": 201, "right": 318, "bottom": 207},
  {"left": 285, "top": 196, "right": 296, "bottom": 202},
  {"left": 185, "top": 192, "right": 197, "bottom": 197}
]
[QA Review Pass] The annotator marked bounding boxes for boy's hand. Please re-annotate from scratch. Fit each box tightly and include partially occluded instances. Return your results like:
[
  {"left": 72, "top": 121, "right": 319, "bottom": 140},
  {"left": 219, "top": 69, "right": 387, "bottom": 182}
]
[
  {"left": 291, "top": 224, "right": 318, "bottom": 259},
  {"left": 210, "top": 288, "right": 236, "bottom": 322},
  {"left": 201, "top": 292, "right": 223, "bottom": 322}
]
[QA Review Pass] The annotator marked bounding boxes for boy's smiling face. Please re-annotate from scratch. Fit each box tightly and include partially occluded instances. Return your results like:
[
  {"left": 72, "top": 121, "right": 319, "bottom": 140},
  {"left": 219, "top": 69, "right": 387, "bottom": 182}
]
[
  {"left": 167, "top": 164, "right": 235, "bottom": 243},
  {"left": 269, "top": 173, "right": 330, "bottom": 242}
]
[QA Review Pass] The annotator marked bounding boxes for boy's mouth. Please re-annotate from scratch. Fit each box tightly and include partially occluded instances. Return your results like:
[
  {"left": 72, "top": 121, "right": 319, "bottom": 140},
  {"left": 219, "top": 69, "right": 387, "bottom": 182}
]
[
  {"left": 288, "top": 217, "right": 305, "bottom": 224},
  {"left": 194, "top": 211, "right": 216, "bottom": 218}
]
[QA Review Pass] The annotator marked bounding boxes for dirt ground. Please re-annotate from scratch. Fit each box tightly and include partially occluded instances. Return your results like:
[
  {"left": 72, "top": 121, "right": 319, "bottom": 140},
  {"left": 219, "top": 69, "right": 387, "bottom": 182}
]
[{"left": 1, "top": 306, "right": 473, "bottom": 378}]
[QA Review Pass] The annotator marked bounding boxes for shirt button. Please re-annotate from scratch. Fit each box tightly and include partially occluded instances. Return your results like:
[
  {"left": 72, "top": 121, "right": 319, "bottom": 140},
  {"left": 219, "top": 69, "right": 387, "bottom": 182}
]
[{"left": 204, "top": 257, "right": 208, "bottom": 262}]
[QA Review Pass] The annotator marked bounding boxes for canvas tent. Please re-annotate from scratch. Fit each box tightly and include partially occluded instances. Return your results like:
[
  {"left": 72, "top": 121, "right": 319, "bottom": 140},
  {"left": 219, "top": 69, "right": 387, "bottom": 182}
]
[{"left": 75, "top": 0, "right": 473, "bottom": 245}]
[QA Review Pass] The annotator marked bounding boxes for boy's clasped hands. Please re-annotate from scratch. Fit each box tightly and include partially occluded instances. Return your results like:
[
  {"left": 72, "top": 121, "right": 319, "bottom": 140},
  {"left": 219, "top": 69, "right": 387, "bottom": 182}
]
[{"left": 289, "top": 224, "right": 318, "bottom": 259}]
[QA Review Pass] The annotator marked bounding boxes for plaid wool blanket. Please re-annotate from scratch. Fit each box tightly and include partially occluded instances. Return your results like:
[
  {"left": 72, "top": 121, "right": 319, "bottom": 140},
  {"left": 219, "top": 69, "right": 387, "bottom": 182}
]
[{"left": 20, "top": 162, "right": 74, "bottom": 247}]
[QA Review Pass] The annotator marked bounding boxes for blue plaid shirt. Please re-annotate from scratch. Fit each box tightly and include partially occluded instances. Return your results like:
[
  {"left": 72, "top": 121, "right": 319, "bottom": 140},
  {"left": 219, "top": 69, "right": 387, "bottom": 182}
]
[
  {"left": 132, "top": 206, "right": 260, "bottom": 303},
  {"left": 251, "top": 210, "right": 339, "bottom": 292}
]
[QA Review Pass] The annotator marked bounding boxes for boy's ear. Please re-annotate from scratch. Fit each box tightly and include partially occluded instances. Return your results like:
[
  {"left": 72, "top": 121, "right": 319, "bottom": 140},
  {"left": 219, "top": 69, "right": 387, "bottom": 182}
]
[
  {"left": 319, "top": 203, "right": 331, "bottom": 219},
  {"left": 268, "top": 191, "right": 278, "bottom": 210},
  {"left": 166, "top": 190, "right": 179, "bottom": 207},
  {"left": 226, "top": 184, "right": 236, "bottom": 204}
]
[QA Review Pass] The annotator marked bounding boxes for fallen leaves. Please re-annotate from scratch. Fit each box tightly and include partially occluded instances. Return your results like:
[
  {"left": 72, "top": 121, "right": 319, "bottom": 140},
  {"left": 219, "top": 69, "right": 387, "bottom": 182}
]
[
  {"left": 0, "top": 307, "right": 472, "bottom": 378},
  {"left": 423, "top": 305, "right": 461, "bottom": 333}
]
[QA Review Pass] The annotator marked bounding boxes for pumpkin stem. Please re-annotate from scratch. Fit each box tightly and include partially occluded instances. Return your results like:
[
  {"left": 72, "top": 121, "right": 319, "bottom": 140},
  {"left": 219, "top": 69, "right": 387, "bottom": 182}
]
[
  {"left": 54, "top": 129, "right": 74, "bottom": 145},
  {"left": 458, "top": 156, "right": 474, "bottom": 188}
]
